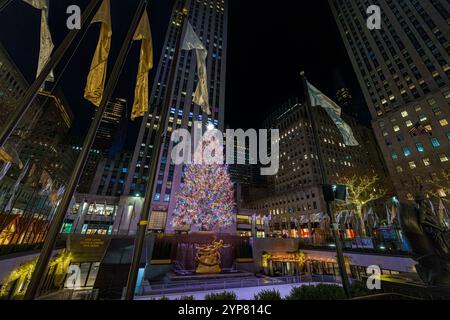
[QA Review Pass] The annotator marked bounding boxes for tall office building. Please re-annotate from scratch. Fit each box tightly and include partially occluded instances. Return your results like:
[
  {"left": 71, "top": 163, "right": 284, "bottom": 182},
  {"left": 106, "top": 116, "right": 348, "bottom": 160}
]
[
  {"left": 124, "top": 0, "right": 228, "bottom": 232},
  {"left": 93, "top": 98, "right": 128, "bottom": 159},
  {"left": 330, "top": 0, "right": 450, "bottom": 200}
]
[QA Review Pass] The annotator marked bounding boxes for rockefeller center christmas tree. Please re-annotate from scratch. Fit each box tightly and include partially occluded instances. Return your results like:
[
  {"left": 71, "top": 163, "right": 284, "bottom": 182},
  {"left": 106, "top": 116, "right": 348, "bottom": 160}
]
[{"left": 171, "top": 132, "right": 235, "bottom": 231}]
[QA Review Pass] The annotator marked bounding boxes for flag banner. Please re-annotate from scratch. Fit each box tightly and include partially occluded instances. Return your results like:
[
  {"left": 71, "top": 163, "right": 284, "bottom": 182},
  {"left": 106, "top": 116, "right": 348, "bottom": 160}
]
[
  {"left": 0, "top": 162, "right": 12, "bottom": 182},
  {"left": 84, "top": 0, "right": 112, "bottom": 107},
  {"left": 5, "top": 161, "right": 29, "bottom": 212},
  {"left": 438, "top": 198, "right": 449, "bottom": 228},
  {"left": 182, "top": 21, "right": 211, "bottom": 115},
  {"left": 49, "top": 185, "right": 65, "bottom": 207},
  {"left": 38, "top": 170, "right": 53, "bottom": 195},
  {"left": 0, "top": 148, "right": 12, "bottom": 163},
  {"left": 131, "top": 11, "right": 153, "bottom": 120},
  {"left": 307, "top": 81, "right": 359, "bottom": 146},
  {"left": 0, "top": 144, "right": 23, "bottom": 169},
  {"left": 23, "top": 0, "right": 54, "bottom": 82},
  {"left": 26, "top": 162, "right": 38, "bottom": 187}
]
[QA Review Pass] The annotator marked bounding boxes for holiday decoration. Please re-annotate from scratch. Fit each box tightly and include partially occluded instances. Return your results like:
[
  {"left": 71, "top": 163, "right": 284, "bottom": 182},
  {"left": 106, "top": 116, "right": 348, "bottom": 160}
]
[{"left": 171, "top": 133, "right": 235, "bottom": 231}]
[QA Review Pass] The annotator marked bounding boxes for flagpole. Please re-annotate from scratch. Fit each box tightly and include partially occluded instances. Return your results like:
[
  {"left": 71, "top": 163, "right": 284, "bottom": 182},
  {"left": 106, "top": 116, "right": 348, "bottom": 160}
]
[
  {"left": 0, "top": 0, "right": 102, "bottom": 149},
  {"left": 300, "top": 71, "right": 352, "bottom": 298},
  {"left": 124, "top": 3, "right": 188, "bottom": 301},
  {"left": 23, "top": 0, "right": 149, "bottom": 300}
]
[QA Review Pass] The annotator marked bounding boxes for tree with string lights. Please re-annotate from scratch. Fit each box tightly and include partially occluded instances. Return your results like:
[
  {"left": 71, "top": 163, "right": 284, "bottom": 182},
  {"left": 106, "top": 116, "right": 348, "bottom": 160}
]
[
  {"left": 171, "top": 132, "right": 235, "bottom": 231},
  {"left": 337, "top": 174, "right": 387, "bottom": 235}
]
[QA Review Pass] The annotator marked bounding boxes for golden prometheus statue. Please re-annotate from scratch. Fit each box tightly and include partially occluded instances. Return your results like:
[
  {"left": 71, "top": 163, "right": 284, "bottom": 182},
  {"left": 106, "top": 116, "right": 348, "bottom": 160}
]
[{"left": 195, "top": 238, "right": 229, "bottom": 274}]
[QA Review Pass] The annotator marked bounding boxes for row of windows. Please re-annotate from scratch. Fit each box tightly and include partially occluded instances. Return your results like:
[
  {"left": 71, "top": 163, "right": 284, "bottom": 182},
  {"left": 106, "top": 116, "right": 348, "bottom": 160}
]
[
  {"left": 390, "top": 136, "right": 448, "bottom": 160},
  {"left": 396, "top": 154, "right": 448, "bottom": 172}
]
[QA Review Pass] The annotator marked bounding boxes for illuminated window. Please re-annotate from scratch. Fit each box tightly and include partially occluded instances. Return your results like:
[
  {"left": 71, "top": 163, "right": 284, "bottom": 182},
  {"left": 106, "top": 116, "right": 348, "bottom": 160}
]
[
  {"left": 393, "top": 125, "right": 400, "bottom": 132},
  {"left": 419, "top": 114, "right": 428, "bottom": 122},
  {"left": 424, "top": 124, "right": 433, "bottom": 132},
  {"left": 433, "top": 107, "right": 442, "bottom": 116},
  {"left": 405, "top": 120, "right": 413, "bottom": 127},
  {"left": 382, "top": 130, "right": 389, "bottom": 137},
  {"left": 416, "top": 143, "right": 425, "bottom": 153},
  {"left": 403, "top": 147, "right": 412, "bottom": 157},
  {"left": 447, "top": 132, "right": 450, "bottom": 141},
  {"left": 391, "top": 152, "right": 398, "bottom": 160},
  {"left": 396, "top": 166, "right": 403, "bottom": 173},
  {"left": 409, "top": 161, "right": 417, "bottom": 169},
  {"left": 444, "top": 90, "right": 450, "bottom": 100},
  {"left": 439, "top": 119, "right": 449, "bottom": 127},
  {"left": 431, "top": 138, "right": 441, "bottom": 148},
  {"left": 423, "top": 158, "right": 431, "bottom": 166},
  {"left": 415, "top": 105, "right": 422, "bottom": 112},
  {"left": 440, "top": 154, "right": 449, "bottom": 163},
  {"left": 164, "top": 194, "right": 171, "bottom": 202},
  {"left": 401, "top": 110, "right": 408, "bottom": 118}
]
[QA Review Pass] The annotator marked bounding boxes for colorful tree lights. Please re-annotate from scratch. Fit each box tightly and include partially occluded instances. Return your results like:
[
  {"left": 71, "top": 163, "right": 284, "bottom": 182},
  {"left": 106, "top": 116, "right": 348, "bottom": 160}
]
[
  {"left": 171, "top": 133, "right": 235, "bottom": 231},
  {"left": 171, "top": 162, "right": 235, "bottom": 231}
]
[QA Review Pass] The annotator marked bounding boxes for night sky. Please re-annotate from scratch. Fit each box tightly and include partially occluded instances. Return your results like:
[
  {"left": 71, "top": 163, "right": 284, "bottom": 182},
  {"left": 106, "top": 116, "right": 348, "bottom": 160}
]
[{"left": 0, "top": 0, "right": 369, "bottom": 150}]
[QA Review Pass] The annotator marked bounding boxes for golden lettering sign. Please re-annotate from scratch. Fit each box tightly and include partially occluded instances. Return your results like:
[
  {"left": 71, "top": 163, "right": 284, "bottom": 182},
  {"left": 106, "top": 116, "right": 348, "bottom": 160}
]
[{"left": 79, "top": 238, "right": 105, "bottom": 249}]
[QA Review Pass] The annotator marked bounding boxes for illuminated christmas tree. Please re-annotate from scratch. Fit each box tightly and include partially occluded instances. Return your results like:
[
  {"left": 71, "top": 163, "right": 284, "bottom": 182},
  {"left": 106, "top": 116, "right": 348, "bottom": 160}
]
[{"left": 171, "top": 132, "right": 235, "bottom": 231}]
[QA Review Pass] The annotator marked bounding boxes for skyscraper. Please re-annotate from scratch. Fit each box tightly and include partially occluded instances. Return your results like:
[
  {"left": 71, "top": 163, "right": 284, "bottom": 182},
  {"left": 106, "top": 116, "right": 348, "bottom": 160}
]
[
  {"left": 330, "top": 0, "right": 450, "bottom": 200},
  {"left": 124, "top": 0, "right": 228, "bottom": 232},
  {"left": 93, "top": 98, "right": 128, "bottom": 159}
]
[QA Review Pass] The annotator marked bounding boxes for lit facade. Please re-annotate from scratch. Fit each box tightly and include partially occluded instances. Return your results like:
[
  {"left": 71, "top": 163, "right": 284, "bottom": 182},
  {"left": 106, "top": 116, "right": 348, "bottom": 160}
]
[
  {"left": 93, "top": 98, "right": 128, "bottom": 159},
  {"left": 330, "top": 0, "right": 450, "bottom": 200},
  {"left": 248, "top": 100, "right": 388, "bottom": 239}
]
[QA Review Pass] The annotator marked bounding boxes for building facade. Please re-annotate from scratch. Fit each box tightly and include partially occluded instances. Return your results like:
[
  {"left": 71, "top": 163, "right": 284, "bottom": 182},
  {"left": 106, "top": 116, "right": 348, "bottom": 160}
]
[
  {"left": 0, "top": 43, "right": 44, "bottom": 167},
  {"left": 247, "top": 100, "right": 388, "bottom": 240},
  {"left": 89, "top": 151, "right": 132, "bottom": 197},
  {"left": 123, "top": 0, "right": 229, "bottom": 232},
  {"left": 93, "top": 98, "right": 128, "bottom": 159},
  {"left": 330, "top": 0, "right": 450, "bottom": 200}
]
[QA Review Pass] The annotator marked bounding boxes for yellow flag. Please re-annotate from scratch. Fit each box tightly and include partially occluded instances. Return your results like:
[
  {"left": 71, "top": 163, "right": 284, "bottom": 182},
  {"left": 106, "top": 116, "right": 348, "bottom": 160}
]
[
  {"left": 0, "top": 148, "right": 12, "bottom": 163},
  {"left": 131, "top": 11, "right": 153, "bottom": 120},
  {"left": 84, "top": 0, "right": 112, "bottom": 107}
]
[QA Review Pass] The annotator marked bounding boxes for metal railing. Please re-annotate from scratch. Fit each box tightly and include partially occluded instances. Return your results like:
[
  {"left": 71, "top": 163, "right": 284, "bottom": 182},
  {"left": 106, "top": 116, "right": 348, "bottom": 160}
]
[
  {"left": 37, "top": 288, "right": 99, "bottom": 300},
  {"left": 135, "top": 274, "right": 341, "bottom": 297}
]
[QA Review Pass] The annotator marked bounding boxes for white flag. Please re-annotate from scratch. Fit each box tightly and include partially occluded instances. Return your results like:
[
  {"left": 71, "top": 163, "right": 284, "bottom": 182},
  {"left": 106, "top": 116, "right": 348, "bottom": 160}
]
[
  {"left": 438, "top": 198, "right": 449, "bottom": 228},
  {"left": 23, "top": 0, "right": 54, "bottom": 82},
  {"left": 182, "top": 21, "right": 211, "bottom": 115},
  {"left": 0, "top": 162, "right": 12, "bottom": 182},
  {"left": 307, "top": 81, "right": 359, "bottom": 146}
]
